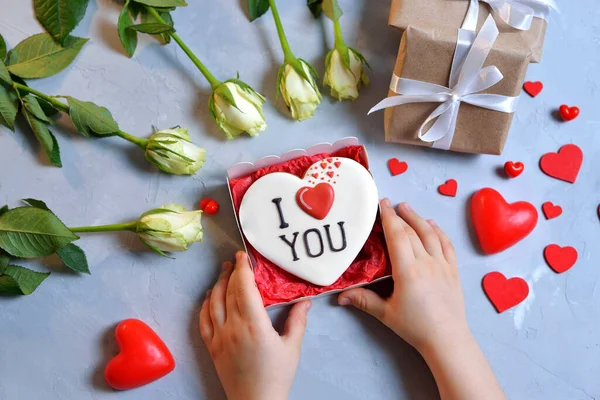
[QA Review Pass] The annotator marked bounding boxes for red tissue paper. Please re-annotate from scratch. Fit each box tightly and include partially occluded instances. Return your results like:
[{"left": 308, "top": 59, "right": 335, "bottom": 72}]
[{"left": 229, "top": 145, "right": 391, "bottom": 306}]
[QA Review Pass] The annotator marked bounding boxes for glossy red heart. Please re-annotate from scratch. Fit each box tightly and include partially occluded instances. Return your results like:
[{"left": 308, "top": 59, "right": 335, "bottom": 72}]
[
  {"left": 540, "top": 144, "right": 583, "bottom": 183},
  {"left": 296, "top": 182, "right": 335, "bottom": 220},
  {"left": 438, "top": 179, "right": 458, "bottom": 197},
  {"left": 388, "top": 158, "right": 408, "bottom": 176},
  {"left": 544, "top": 245, "right": 578, "bottom": 273},
  {"left": 559, "top": 105, "right": 580, "bottom": 121},
  {"left": 504, "top": 161, "right": 524, "bottom": 178},
  {"left": 542, "top": 202, "right": 562, "bottom": 220},
  {"left": 104, "top": 319, "right": 175, "bottom": 391},
  {"left": 483, "top": 272, "right": 529, "bottom": 313},
  {"left": 471, "top": 188, "right": 538, "bottom": 254},
  {"left": 523, "top": 81, "right": 543, "bottom": 97}
]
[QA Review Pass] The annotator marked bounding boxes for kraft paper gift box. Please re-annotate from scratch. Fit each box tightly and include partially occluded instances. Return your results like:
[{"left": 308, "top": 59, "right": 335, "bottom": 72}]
[
  {"left": 381, "top": 22, "right": 532, "bottom": 155},
  {"left": 389, "top": 0, "right": 554, "bottom": 63},
  {"left": 226, "top": 138, "right": 391, "bottom": 308}
]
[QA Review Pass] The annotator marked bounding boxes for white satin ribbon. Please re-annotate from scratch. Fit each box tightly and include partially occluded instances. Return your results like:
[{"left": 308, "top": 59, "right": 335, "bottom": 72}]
[
  {"left": 464, "top": 0, "right": 558, "bottom": 31},
  {"left": 368, "top": 15, "right": 519, "bottom": 150}
]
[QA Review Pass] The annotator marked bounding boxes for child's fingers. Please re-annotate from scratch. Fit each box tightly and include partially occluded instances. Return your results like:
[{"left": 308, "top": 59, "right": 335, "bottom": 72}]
[
  {"left": 428, "top": 220, "right": 457, "bottom": 265},
  {"left": 210, "top": 262, "right": 233, "bottom": 327},
  {"left": 226, "top": 251, "right": 268, "bottom": 322},
  {"left": 396, "top": 202, "right": 443, "bottom": 258},
  {"left": 199, "top": 291, "right": 214, "bottom": 344},
  {"left": 380, "top": 198, "right": 416, "bottom": 267},
  {"left": 338, "top": 288, "right": 388, "bottom": 323},
  {"left": 283, "top": 300, "right": 311, "bottom": 349}
]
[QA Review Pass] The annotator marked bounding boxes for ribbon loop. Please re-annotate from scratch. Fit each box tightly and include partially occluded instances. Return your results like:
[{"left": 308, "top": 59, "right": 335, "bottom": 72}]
[{"left": 477, "top": 0, "right": 558, "bottom": 31}]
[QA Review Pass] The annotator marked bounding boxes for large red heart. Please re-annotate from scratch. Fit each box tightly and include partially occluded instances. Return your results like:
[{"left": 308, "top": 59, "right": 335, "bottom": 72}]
[
  {"left": 388, "top": 158, "right": 408, "bottom": 176},
  {"left": 483, "top": 272, "right": 529, "bottom": 313},
  {"left": 542, "top": 202, "right": 562, "bottom": 220},
  {"left": 296, "top": 182, "right": 335, "bottom": 220},
  {"left": 559, "top": 105, "right": 580, "bottom": 121},
  {"left": 104, "top": 319, "right": 175, "bottom": 391},
  {"left": 471, "top": 188, "right": 538, "bottom": 254},
  {"left": 523, "top": 81, "right": 543, "bottom": 97},
  {"left": 438, "top": 179, "right": 458, "bottom": 197},
  {"left": 540, "top": 144, "right": 583, "bottom": 183},
  {"left": 544, "top": 244, "right": 578, "bottom": 273}
]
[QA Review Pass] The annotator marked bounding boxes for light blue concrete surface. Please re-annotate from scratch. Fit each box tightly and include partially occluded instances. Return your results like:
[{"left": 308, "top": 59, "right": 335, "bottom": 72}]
[{"left": 0, "top": 1, "right": 598, "bottom": 399}]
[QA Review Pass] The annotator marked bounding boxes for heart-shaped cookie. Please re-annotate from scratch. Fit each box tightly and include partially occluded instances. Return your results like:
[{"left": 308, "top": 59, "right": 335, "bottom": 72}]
[
  {"left": 483, "top": 272, "right": 529, "bottom": 313},
  {"left": 438, "top": 179, "right": 458, "bottom": 197},
  {"left": 544, "top": 245, "right": 578, "bottom": 273},
  {"left": 523, "top": 81, "right": 543, "bottom": 97},
  {"left": 388, "top": 158, "right": 408, "bottom": 176},
  {"left": 542, "top": 202, "right": 562, "bottom": 220},
  {"left": 471, "top": 188, "right": 538, "bottom": 255},
  {"left": 540, "top": 144, "right": 583, "bottom": 183},
  {"left": 104, "top": 319, "right": 175, "bottom": 391},
  {"left": 239, "top": 157, "right": 379, "bottom": 286}
]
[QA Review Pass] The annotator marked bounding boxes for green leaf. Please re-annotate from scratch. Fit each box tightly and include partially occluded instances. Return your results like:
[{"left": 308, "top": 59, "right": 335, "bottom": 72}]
[
  {"left": 65, "top": 96, "right": 119, "bottom": 137},
  {"left": 34, "top": 0, "right": 91, "bottom": 44},
  {"left": 22, "top": 198, "right": 50, "bottom": 211},
  {"left": 37, "top": 98, "right": 61, "bottom": 118},
  {"left": 0, "top": 249, "right": 9, "bottom": 273},
  {"left": 127, "top": 23, "right": 174, "bottom": 34},
  {"left": 0, "top": 84, "right": 18, "bottom": 131},
  {"left": 0, "top": 206, "right": 8, "bottom": 217},
  {"left": 129, "top": 2, "right": 145, "bottom": 20},
  {"left": 0, "top": 59, "right": 12, "bottom": 86},
  {"left": 247, "top": 0, "right": 270, "bottom": 21},
  {"left": 322, "top": 0, "right": 343, "bottom": 21},
  {"left": 22, "top": 98, "right": 62, "bottom": 167},
  {"left": 22, "top": 95, "right": 53, "bottom": 123},
  {"left": 0, "top": 34, "right": 6, "bottom": 60},
  {"left": 307, "top": 0, "right": 323, "bottom": 18},
  {"left": 6, "top": 33, "right": 88, "bottom": 79},
  {"left": 0, "top": 265, "right": 50, "bottom": 295},
  {"left": 56, "top": 243, "right": 90, "bottom": 274},
  {"left": 0, "top": 206, "right": 78, "bottom": 258},
  {"left": 140, "top": 10, "right": 173, "bottom": 44},
  {"left": 132, "top": 0, "right": 187, "bottom": 7},
  {"left": 118, "top": 0, "right": 139, "bottom": 57}
]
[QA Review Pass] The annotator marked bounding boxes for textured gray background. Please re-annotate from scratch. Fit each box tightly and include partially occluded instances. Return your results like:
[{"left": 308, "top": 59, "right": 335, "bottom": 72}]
[{"left": 0, "top": 0, "right": 598, "bottom": 399}]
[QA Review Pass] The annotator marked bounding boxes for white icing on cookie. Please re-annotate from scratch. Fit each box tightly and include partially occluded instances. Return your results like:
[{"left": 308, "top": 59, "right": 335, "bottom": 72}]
[{"left": 238, "top": 157, "right": 379, "bottom": 286}]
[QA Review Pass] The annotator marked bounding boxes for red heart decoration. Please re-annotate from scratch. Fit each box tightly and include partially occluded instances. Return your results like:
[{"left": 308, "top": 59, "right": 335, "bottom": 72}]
[
  {"left": 559, "top": 105, "right": 580, "bottom": 121},
  {"left": 483, "top": 272, "right": 529, "bottom": 313},
  {"left": 438, "top": 179, "right": 458, "bottom": 197},
  {"left": 504, "top": 161, "right": 524, "bottom": 178},
  {"left": 326, "top": 171, "right": 334, "bottom": 178},
  {"left": 471, "top": 188, "right": 538, "bottom": 254},
  {"left": 523, "top": 81, "right": 543, "bottom": 97},
  {"left": 540, "top": 144, "right": 583, "bottom": 183},
  {"left": 542, "top": 202, "right": 562, "bottom": 220},
  {"left": 388, "top": 158, "right": 408, "bottom": 176},
  {"left": 544, "top": 245, "right": 578, "bottom": 273},
  {"left": 334, "top": 161, "right": 341, "bottom": 168},
  {"left": 311, "top": 173, "right": 318, "bottom": 179},
  {"left": 296, "top": 182, "right": 335, "bottom": 220},
  {"left": 104, "top": 319, "right": 175, "bottom": 391},
  {"left": 320, "top": 162, "right": 328, "bottom": 170}
]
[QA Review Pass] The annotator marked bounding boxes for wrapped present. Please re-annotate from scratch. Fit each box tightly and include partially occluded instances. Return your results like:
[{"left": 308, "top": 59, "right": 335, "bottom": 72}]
[
  {"left": 370, "top": 15, "right": 531, "bottom": 155},
  {"left": 389, "top": 0, "right": 557, "bottom": 63}
]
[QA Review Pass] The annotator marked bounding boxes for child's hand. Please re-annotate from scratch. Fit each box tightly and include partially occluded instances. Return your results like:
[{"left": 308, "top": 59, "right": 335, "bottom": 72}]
[
  {"left": 338, "top": 199, "right": 470, "bottom": 354},
  {"left": 200, "top": 251, "right": 311, "bottom": 400}
]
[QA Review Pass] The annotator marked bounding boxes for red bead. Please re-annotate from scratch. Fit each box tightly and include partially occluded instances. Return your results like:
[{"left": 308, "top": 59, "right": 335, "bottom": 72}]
[
  {"left": 203, "top": 200, "right": 220, "bottom": 215},
  {"left": 199, "top": 198, "right": 212, "bottom": 210}
]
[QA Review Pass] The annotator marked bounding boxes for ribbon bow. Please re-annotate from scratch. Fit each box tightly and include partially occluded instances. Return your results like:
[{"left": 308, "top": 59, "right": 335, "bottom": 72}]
[
  {"left": 464, "top": 0, "right": 558, "bottom": 31},
  {"left": 368, "top": 15, "right": 519, "bottom": 150}
]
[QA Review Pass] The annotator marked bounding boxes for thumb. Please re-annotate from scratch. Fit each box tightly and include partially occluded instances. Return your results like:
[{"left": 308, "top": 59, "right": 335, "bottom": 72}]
[
  {"left": 283, "top": 300, "right": 311, "bottom": 347},
  {"left": 338, "top": 288, "right": 387, "bottom": 321}
]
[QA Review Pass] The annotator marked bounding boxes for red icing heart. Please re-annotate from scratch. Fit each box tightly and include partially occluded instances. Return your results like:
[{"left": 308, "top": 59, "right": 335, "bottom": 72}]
[
  {"left": 523, "top": 81, "right": 543, "bottom": 97},
  {"left": 438, "top": 179, "right": 458, "bottom": 197},
  {"left": 311, "top": 173, "right": 318, "bottom": 179},
  {"left": 334, "top": 161, "right": 341, "bottom": 168},
  {"left": 483, "top": 272, "right": 529, "bottom": 313},
  {"left": 471, "top": 188, "right": 538, "bottom": 255},
  {"left": 296, "top": 182, "right": 335, "bottom": 220},
  {"left": 326, "top": 158, "right": 333, "bottom": 163},
  {"left": 104, "top": 319, "right": 175, "bottom": 391},
  {"left": 540, "top": 144, "right": 583, "bottom": 183},
  {"left": 388, "top": 158, "right": 408, "bottom": 176},
  {"left": 559, "top": 105, "right": 580, "bottom": 121},
  {"left": 504, "top": 161, "right": 524, "bottom": 178},
  {"left": 544, "top": 244, "right": 578, "bottom": 273},
  {"left": 326, "top": 171, "right": 334, "bottom": 178},
  {"left": 542, "top": 202, "right": 562, "bottom": 220},
  {"left": 320, "top": 162, "right": 327, "bottom": 169}
]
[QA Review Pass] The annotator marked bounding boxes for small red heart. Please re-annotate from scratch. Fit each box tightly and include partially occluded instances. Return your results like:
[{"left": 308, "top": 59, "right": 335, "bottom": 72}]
[
  {"left": 326, "top": 171, "right": 334, "bottom": 178},
  {"left": 296, "top": 182, "right": 335, "bottom": 220},
  {"left": 438, "top": 179, "right": 458, "bottom": 197},
  {"left": 504, "top": 161, "right": 524, "bottom": 178},
  {"left": 542, "top": 202, "right": 562, "bottom": 220},
  {"left": 311, "top": 173, "right": 318, "bottom": 179},
  {"left": 483, "top": 272, "right": 529, "bottom": 313},
  {"left": 388, "top": 158, "right": 408, "bottom": 176},
  {"left": 326, "top": 158, "right": 333, "bottom": 163},
  {"left": 559, "top": 105, "right": 580, "bottom": 121},
  {"left": 320, "top": 162, "right": 328, "bottom": 170},
  {"left": 544, "top": 244, "right": 578, "bottom": 273},
  {"left": 523, "top": 81, "right": 543, "bottom": 97},
  {"left": 471, "top": 188, "right": 538, "bottom": 254},
  {"left": 104, "top": 319, "right": 175, "bottom": 391},
  {"left": 334, "top": 161, "right": 341, "bottom": 168},
  {"left": 540, "top": 144, "right": 583, "bottom": 183}
]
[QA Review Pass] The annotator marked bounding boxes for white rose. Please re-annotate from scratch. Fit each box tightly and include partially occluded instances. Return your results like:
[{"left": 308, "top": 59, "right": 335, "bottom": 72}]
[
  {"left": 278, "top": 59, "right": 322, "bottom": 121},
  {"left": 145, "top": 127, "right": 206, "bottom": 175},
  {"left": 324, "top": 47, "right": 369, "bottom": 101},
  {"left": 137, "top": 204, "right": 203, "bottom": 254}
]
